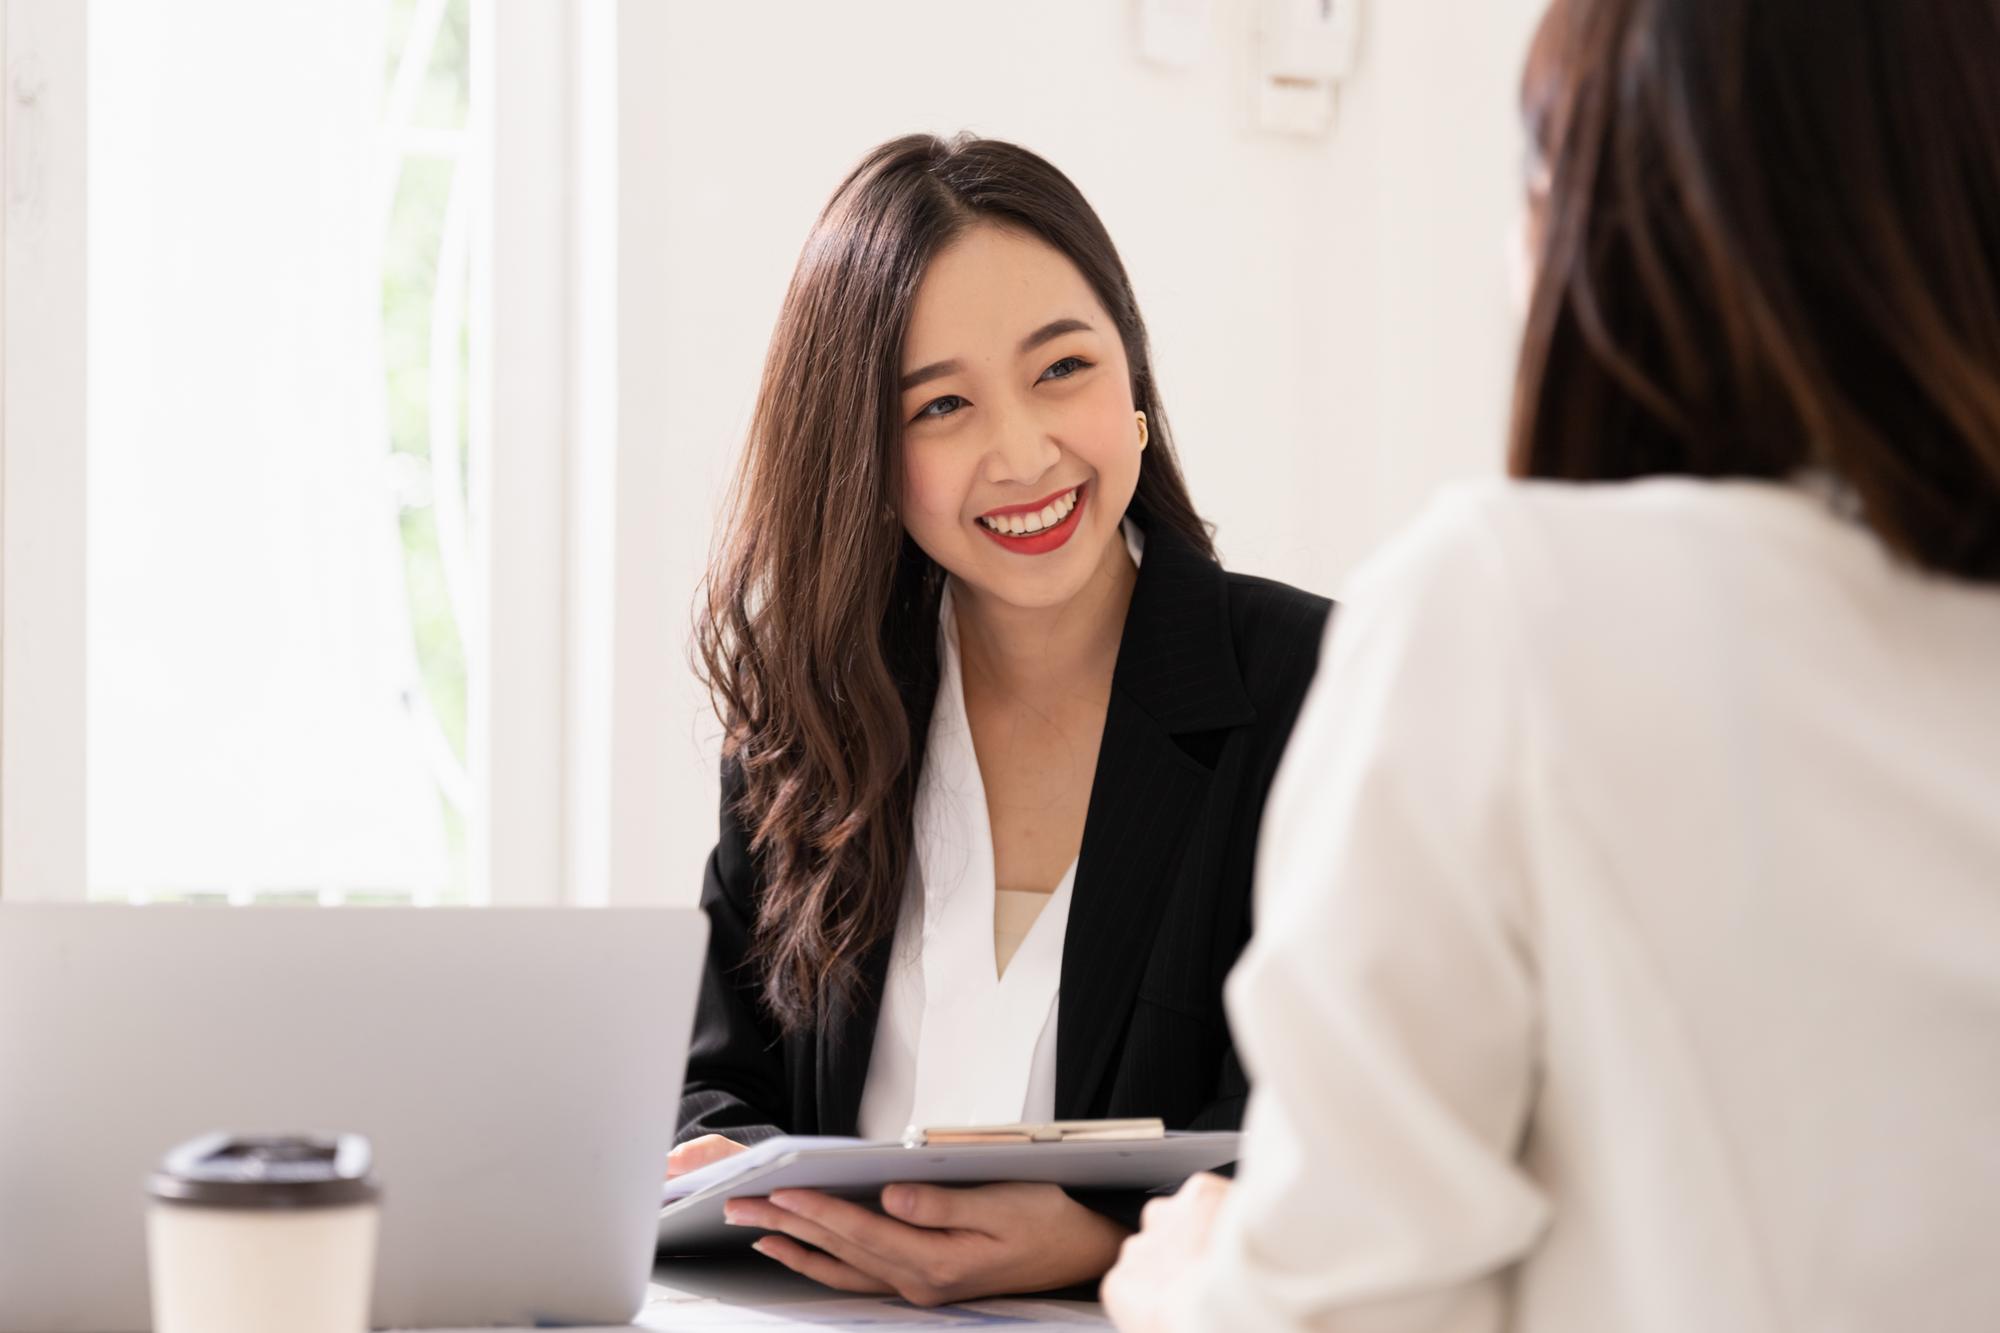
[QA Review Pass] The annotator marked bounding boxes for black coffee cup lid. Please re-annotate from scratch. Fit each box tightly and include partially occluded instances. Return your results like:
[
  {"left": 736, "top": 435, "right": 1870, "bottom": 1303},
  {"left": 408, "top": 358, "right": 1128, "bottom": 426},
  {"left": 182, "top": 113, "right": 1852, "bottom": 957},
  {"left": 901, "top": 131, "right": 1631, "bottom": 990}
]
[{"left": 149, "top": 1133, "right": 380, "bottom": 1210}]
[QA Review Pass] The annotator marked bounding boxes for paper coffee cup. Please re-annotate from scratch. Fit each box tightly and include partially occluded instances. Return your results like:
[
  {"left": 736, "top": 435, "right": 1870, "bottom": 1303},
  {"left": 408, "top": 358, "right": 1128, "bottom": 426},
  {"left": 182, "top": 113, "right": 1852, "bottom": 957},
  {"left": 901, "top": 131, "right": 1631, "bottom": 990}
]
[{"left": 147, "top": 1133, "right": 380, "bottom": 1333}]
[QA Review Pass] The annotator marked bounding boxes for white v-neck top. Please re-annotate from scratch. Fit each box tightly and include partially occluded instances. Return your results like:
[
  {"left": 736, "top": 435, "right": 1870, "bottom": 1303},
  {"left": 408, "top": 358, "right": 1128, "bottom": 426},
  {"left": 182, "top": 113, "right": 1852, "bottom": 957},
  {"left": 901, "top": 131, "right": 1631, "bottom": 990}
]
[{"left": 855, "top": 523, "right": 1144, "bottom": 1141}]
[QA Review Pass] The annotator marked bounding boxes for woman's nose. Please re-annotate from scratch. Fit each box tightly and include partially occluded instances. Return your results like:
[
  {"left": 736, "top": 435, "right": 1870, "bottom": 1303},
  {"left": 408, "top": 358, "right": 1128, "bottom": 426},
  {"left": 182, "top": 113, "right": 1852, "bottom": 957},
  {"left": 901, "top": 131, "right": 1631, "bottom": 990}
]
[{"left": 983, "top": 413, "right": 1062, "bottom": 488}]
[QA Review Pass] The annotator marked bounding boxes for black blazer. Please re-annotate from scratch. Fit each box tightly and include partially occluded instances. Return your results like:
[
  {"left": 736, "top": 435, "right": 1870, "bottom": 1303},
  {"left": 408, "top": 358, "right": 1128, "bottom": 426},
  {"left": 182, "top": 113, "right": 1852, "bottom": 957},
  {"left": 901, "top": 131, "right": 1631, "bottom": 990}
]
[{"left": 679, "top": 524, "right": 1332, "bottom": 1170}]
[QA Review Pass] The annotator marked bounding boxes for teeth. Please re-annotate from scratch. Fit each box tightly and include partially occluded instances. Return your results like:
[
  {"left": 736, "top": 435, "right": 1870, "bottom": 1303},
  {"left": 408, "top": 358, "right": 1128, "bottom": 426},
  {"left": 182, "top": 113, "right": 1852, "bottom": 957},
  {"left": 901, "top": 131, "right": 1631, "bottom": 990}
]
[{"left": 980, "top": 488, "right": 1079, "bottom": 535}]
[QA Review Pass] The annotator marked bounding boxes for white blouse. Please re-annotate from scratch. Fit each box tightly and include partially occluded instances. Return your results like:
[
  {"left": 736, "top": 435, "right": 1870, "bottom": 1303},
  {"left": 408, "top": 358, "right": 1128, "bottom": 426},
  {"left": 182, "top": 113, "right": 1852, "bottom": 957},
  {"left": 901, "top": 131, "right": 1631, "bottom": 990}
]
[
  {"left": 1179, "top": 478, "right": 2000, "bottom": 1332},
  {"left": 856, "top": 523, "right": 1145, "bottom": 1141}
]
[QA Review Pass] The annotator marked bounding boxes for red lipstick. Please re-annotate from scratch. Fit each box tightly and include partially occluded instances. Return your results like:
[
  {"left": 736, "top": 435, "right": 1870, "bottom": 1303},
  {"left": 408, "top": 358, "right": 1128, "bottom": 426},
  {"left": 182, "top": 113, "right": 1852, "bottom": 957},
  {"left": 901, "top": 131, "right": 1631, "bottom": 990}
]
[{"left": 974, "top": 483, "right": 1087, "bottom": 556}]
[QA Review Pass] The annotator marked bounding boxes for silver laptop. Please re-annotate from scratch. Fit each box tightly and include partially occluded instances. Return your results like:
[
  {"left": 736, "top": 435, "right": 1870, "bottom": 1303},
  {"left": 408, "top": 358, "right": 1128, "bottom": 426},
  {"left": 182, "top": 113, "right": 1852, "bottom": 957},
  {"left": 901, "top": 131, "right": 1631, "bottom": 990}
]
[{"left": 0, "top": 904, "right": 707, "bottom": 1332}]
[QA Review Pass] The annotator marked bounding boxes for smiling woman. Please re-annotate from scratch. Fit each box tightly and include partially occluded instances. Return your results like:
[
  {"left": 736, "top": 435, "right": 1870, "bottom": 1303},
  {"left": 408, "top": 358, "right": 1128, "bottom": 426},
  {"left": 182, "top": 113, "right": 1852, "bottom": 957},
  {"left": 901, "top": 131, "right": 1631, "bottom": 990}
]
[{"left": 679, "top": 134, "right": 1332, "bottom": 1303}]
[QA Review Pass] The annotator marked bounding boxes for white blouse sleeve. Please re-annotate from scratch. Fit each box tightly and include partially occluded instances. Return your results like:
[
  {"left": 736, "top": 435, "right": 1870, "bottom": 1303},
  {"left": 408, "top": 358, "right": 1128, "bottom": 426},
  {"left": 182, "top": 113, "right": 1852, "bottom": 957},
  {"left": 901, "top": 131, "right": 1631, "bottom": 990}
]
[{"left": 1177, "top": 487, "right": 1551, "bottom": 1332}]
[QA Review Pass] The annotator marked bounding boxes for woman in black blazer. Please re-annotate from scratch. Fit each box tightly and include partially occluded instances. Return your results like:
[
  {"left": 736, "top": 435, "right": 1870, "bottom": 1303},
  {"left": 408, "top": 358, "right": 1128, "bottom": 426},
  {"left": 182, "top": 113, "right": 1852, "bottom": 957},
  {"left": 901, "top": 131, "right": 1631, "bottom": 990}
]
[{"left": 678, "top": 134, "right": 1331, "bottom": 1305}]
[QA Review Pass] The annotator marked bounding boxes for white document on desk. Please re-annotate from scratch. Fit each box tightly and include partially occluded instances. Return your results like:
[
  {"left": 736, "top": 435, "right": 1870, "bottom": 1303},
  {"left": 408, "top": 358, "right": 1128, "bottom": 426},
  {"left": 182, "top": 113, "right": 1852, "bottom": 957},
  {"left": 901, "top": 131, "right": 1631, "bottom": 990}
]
[
  {"left": 411, "top": 1303, "right": 1105, "bottom": 1332},
  {"left": 639, "top": 1293, "right": 1110, "bottom": 1329}
]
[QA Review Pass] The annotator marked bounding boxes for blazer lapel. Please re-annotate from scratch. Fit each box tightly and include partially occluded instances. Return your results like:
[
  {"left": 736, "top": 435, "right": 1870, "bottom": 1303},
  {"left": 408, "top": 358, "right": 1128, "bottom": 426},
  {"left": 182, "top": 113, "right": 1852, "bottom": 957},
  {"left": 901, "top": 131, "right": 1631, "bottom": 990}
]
[{"left": 1056, "top": 524, "right": 1256, "bottom": 1117}]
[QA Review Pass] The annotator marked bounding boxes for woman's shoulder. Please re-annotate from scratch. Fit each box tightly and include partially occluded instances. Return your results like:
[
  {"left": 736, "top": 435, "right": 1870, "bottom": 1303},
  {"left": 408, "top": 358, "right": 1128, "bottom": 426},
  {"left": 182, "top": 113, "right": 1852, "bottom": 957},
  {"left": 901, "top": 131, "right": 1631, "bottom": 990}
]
[
  {"left": 1220, "top": 569, "right": 1333, "bottom": 644},
  {"left": 1215, "top": 567, "right": 1335, "bottom": 708},
  {"left": 1355, "top": 473, "right": 1886, "bottom": 615}
]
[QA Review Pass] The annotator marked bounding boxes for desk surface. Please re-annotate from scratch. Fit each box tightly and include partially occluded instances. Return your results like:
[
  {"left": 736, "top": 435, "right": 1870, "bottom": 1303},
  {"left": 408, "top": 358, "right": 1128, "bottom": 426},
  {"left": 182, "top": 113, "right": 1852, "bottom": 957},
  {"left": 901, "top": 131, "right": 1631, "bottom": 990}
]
[{"left": 416, "top": 1255, "right": 1110, "bottom": 1331}]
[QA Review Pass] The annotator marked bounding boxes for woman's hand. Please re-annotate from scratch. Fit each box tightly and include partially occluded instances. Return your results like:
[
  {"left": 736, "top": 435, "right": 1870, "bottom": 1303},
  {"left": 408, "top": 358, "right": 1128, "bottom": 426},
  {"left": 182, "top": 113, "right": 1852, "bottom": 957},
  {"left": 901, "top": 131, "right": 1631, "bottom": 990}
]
[
  {"left": 723, "top": 1180, "right": 1129, "bottom": 1306},
  {"left": 1101, "top": 1173, "right": 1231, "bottom": 1332},
  {"left": 666, "top": 1134, "right": 747, "bottom": 1180}
]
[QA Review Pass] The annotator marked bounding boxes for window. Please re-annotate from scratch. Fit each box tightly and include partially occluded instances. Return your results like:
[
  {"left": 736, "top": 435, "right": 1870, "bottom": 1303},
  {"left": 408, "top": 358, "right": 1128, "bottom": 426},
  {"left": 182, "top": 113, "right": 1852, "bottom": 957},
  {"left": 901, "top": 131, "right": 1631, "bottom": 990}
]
[
  {"left": 85, "top": 0, "right": 482, "bottom": 905},
  {"left": 2, "top": 0, "right": 588, "bottom": 907}
]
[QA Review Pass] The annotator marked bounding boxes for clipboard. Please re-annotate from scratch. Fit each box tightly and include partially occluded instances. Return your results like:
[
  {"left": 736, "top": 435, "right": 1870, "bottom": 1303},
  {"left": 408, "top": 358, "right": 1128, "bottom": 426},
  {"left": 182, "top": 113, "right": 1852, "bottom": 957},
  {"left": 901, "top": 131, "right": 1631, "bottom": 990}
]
[{"left": 656, "top": 1124, "right": 1239, "bottom": 1255}]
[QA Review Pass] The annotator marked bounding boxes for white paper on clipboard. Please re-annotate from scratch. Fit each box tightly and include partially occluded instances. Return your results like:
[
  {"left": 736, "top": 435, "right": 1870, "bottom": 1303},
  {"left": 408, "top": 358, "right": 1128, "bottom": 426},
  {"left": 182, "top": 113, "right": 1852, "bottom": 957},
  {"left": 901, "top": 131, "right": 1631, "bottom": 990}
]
[{"left": 656, "top": 1132, "right": 1239, "bottom": 1255}]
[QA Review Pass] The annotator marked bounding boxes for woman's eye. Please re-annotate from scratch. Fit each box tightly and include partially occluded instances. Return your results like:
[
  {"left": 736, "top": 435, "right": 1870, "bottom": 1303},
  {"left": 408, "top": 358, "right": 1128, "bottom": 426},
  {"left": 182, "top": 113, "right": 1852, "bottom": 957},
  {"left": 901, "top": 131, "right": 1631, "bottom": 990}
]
[
  {"left": 1040, "top": 356, "right": 1090, "bottom": 382},
  {"left": 916, "top": 394, "right": 967, "bottom": 421}
]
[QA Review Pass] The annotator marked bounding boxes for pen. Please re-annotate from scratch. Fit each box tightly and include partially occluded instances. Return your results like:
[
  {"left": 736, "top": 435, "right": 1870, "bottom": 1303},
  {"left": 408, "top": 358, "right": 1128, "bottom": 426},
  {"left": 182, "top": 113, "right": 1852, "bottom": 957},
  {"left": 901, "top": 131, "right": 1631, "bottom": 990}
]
[{"left": 900, "top": 1117, "right": 1165, "bottom": 1147}]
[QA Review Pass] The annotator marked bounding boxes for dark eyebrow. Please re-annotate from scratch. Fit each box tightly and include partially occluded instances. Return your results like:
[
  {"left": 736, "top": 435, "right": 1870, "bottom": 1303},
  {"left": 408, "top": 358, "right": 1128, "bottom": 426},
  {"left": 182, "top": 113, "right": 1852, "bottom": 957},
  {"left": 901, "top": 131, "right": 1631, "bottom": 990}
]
[
  {"left": 899, "top": 359, "right": 961, "bottom": 392},
  {"left": 1018, "top": 317, "right": 1093, "bottom": 356},
  {"left": 899, "top": 318, "right": 1093, "bottom": 393}
]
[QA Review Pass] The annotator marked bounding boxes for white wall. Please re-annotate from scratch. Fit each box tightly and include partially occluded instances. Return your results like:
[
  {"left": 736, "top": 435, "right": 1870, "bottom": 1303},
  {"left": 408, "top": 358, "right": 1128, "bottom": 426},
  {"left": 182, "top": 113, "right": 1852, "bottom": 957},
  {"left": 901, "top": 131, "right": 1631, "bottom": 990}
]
[
  {"left": 1298, "top": 0, "right": 1547, "bottom": 587},
  {"left": 615, "top": 0, "right": 1546, "bottom": 905}
]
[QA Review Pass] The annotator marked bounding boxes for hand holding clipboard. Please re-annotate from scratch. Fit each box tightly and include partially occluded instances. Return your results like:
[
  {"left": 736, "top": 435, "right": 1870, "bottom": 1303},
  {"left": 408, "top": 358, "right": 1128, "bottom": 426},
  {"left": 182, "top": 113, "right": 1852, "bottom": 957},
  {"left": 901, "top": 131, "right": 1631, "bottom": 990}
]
[{"left": 657, "top": 1118, "right": 1236, "bottom": 1255}]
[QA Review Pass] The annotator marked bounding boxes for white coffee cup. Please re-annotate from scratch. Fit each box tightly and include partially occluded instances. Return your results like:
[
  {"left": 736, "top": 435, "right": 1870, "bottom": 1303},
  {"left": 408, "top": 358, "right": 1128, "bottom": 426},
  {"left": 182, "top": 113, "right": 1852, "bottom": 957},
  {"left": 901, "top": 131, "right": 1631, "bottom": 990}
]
[{"left": 147, "top": 1133, "right": 380, "bottom": 1333}]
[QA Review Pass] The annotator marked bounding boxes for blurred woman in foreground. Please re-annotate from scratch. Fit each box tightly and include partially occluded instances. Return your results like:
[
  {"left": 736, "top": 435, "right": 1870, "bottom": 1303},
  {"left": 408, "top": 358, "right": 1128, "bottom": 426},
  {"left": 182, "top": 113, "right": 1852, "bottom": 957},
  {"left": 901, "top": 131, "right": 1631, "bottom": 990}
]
[{"left": 1108, "top": 0, "right": 2000, "bottom": 1327}]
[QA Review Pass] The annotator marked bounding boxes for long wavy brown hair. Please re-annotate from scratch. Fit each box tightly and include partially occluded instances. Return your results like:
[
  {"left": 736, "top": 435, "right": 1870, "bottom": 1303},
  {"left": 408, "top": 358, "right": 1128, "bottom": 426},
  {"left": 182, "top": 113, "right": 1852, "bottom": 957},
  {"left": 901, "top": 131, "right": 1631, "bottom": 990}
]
[
  {"left": 1512, "top": 0, "right": 2000, "bottom": 580},
  {"left": 698, "top": 134, "right": 1214, "bottom": 1033}
]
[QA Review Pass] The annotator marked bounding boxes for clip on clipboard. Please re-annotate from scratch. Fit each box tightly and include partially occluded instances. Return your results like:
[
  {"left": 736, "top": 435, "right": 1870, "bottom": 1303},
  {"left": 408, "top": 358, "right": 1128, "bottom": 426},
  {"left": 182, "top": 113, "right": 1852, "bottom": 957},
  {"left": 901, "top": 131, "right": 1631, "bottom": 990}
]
[{"left": 899, "top": 1117, "right": 1165, "bottom": 1147}]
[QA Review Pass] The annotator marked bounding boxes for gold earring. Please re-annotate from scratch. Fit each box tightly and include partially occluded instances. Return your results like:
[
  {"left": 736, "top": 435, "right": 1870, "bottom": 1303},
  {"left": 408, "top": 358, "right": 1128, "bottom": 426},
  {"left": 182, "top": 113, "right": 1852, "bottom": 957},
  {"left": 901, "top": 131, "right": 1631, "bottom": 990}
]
[{"left": 1135, "top": 410, "right": 1149, "bottom": 451}]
